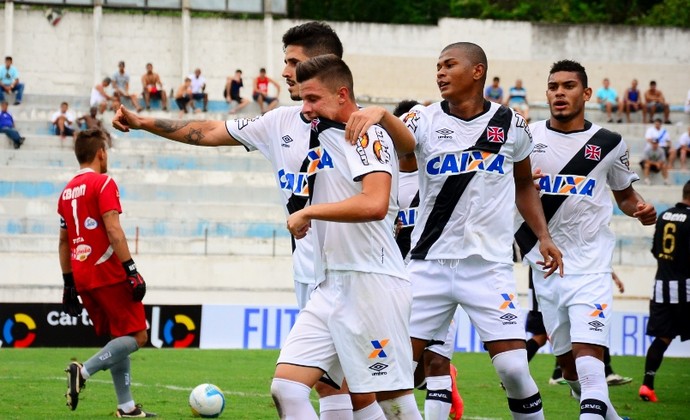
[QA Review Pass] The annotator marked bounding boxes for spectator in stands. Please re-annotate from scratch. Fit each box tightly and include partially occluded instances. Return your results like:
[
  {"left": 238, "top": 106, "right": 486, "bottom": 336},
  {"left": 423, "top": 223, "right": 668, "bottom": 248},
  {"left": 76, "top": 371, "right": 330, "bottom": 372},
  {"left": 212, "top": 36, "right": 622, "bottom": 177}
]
[
  {"left": 484, "top": 76, "right": 503, "bottom": 103},
  {"left": 51, "top": 102, "right": 77, "bottom": 141},
  {"left": 112, "top": 61, "right": 142, "bottom": 112},
  {"left": 641, "top": 139, "right": 669, "bottom": 185},
  {"left": 644, "top": 81, "right": 671, "bottom": 124},
  {"left": 0, "top": 56, "right": 24, "bottom": 106},
  {"left": 623, "top": 78, "right": 645, "bottom": 123},
  {"left": 645, "top": 118, "right": 672, "bottom": 158},
  {"left": 174, "top": 77, "right": 194, "bottom": 118},
  {"left": 78, "top": 106, "right": 113, "bottom": 149},
  {"left": 141, "top": 63, "right": 168, "bottom": 111},
  {"left": 224, "top": 69, "right": 250, "bottom": 115},
  {"left": 674, "top": 126, "right": 690, "bottom": 171},
  {"left": 0, "top": 100, "right": 25, "bottom": 149},
  {"left": 505, "top": 78, "right": 529, "bottom": 121},
  {"left": 90, "top": 77, "right": 114, "bottom": 115},
  {"left": 595, "top": 78, "right": 623, "bottom": 123},
  {"left": 189, "top": 68, "right": 208, "bottom": 113},
  {"left": 252, "top": 67, "right": 280, "bottom": 114}
]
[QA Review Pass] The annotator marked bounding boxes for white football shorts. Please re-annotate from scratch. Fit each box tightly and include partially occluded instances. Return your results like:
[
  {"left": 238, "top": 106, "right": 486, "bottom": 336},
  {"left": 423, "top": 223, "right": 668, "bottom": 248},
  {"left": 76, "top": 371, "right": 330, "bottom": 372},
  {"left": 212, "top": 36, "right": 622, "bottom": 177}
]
[
  {"left": 293, "top": 280, "right": 315, "bottom": 310},
  {"left": 277, "top": 270, "right": 414, "bottom": 393},
  {"left": 530, "top": 266, "right": 613, "bottom": 356},
  {"left": 426, "top": 310, "right": 460, "bottom": 360},
  {"left": 409, "top": 255, "right": 525, "bottom": 344}
]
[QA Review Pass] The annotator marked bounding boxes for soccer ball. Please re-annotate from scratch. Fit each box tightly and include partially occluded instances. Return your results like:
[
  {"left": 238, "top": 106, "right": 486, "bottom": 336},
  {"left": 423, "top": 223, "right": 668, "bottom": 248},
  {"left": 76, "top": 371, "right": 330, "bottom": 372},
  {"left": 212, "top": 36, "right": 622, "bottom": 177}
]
[{"left": 189, "top": 383, "right": 225, "bottom": 418}]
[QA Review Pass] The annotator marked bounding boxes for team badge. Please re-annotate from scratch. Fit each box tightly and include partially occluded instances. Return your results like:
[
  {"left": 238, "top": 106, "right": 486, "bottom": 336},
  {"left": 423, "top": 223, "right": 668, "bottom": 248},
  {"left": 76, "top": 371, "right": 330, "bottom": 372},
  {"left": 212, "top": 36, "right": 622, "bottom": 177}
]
[
  {"left": 487, "top": 126, "right": 505, "bottom": 143},
  {"left": 310, "top": 118, "right": 320, "bottom": 132},
  {"left": 585, "top": 145, "right": 601, "bottom": 161}
]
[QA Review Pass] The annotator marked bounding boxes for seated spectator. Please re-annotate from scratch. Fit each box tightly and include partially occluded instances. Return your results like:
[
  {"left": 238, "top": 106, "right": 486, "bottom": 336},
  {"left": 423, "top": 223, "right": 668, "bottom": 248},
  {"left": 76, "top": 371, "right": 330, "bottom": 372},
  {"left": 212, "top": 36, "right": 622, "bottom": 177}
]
[
  {"left": 90, "top": 77, "right": 114, "bottom": 114},
  {"left": 0, "top": 100, "right": 25, "bottom": 149},
  {"left": 0, "top": 56, "right": 24, "bottom": 105},
  {"left": 623, "top": 79, "right": 645, "bottom": 123},
  {"left": 224, "top": 69, "right": 250, "bottom": 115},
  {"left": 505, "top": 78, "right": 529, "bottom": 121},
  {"left": 595, "top": 78, "right": 623, "bottom": 123},
  {"left": 252, "top": 68, "right": 280, "bottom": 114},
  {"left": 51, "top": 102, "right": 77, "bottom": 141},
  {"left": 673, "top": 126, "right": 690, "bottom": 171},
  {"left": 645, "top": 118, "right": 672, "bottom": 160},
  {"left": 644, "top": 80, "right": 671, "bottom": 124},
  {"left": 484, "top": 76, "right": 503, "bottom": 103},
  {"left": 641, "top": 139, "right": 669, "bottom": 185},
  {"left": 112, "top": 61, "right": 143, "bottom": 112},
  {"left": 174, "top": 77, "right": 194, "bottom": 118},
  {"left": 141, "top": 63, "right": 168, "bottom": 111},
  {"left": 78, "top": 106, "right": 113, "bottom": 149},
  {"left": 189, "top": 68, "right": 208, "bottom": 113}
]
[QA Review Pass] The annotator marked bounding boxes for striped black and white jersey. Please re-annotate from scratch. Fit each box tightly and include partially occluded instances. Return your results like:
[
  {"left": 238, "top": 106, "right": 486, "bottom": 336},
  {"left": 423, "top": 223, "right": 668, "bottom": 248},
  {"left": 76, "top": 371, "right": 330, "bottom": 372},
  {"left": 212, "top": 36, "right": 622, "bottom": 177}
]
[
  {"left": 396, "top": 170, "right": 420, "bottom": 259},
  {"left": 651, "top": 202, "right": 690, "bottom": 304},
  {"left": 226, "top": 106, "right": 315, "bottom": 284},
  {"left": 515, "top": 120, "right": 638, "bottom": 274},
  {"left": 402, "top": 100, "right": 532, "bottom": 264},
  {"left": 309, "top": 118, "right": 407, "bottom": 283}
]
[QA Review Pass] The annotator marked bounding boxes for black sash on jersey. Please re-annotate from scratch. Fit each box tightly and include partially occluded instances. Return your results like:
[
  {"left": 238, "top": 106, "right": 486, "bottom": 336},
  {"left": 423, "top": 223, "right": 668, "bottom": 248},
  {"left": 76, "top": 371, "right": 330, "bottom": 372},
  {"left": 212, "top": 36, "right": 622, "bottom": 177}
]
[
  {"left": 514, "top": 126, "right": 622, "bottom": 256},
  {"left": 410, "top": 103, "right": 513, "bottom": 259},
  {"left": 396, "top": 190, "right": 420, "bottom": 258},
  {"left": 284, "top": 117, "right": 343, "bottom": 252}
]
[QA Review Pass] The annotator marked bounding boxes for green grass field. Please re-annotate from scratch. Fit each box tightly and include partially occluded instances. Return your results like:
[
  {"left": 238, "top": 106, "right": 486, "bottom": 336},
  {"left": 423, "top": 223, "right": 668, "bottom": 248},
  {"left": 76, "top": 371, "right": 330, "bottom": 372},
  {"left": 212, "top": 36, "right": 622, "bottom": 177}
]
[{"left": 1, "top": 348, "right": 688, "bottom": 419}]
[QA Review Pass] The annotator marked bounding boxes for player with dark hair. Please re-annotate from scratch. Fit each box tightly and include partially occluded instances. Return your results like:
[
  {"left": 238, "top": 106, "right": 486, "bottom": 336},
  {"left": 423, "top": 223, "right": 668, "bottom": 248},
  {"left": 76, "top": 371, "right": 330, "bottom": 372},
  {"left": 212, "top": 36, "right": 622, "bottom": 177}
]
[
  {"left": 346, "top": 41, "right": 563, "bottom": 420},
  {"left": 277, "top": 53, "right": 420, "bottom": 420},
  {"left": 114, "top": 22, "right": 384, "bottom": 419},
  {"left": 640, "top": 180, "right": 690, "bottom": 403},
  {"left": 58, "top": 128, "right": 153, "bottom": 418},
  {"left": 515, "top": 59, "right": 655, "bottom": 419}
]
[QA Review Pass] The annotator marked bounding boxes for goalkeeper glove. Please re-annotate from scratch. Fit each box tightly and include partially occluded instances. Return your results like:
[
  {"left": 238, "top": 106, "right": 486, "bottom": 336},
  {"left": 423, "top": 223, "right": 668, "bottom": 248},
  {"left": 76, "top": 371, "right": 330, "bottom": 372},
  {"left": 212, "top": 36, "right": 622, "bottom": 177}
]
[
  {"left": 123, "top": 259, "right": 146, "bottom": 302},
  {"left": 62, "top": 273, "right": 82, "bottom": 316}
]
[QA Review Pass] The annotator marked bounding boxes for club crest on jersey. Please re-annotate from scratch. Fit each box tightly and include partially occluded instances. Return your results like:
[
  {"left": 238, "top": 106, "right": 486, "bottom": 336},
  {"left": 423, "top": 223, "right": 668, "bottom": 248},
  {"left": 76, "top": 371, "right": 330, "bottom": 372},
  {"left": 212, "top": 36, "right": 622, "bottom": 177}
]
[
  {"left": 426, "top": 151, "right": 506, "bottom": 176},
  {"left": 487, "top": 126, "right": 505, "bottom": 143},
  {"left": 310, "top": 117, "right": 321, "bottom": 132},
  {"left": 72, "top": 244, "right": 92, "bottom": 262},
  {"left": 397, "top": 207, "right": 417, "bottom": 227},
  {"left": 585, "top": 144, "right": 601, "bottom": 161},
  {"left": 402, "top": 111, "right": 420, "bottom": 133},
  {"left": 538, "top": 174, "right": 596, "bottom": 197}
]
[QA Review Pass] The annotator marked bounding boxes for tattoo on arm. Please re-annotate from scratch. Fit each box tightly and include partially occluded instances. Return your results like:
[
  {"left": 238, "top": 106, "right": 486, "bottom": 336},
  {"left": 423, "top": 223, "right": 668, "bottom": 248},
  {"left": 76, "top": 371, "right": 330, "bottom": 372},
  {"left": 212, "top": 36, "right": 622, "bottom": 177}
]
[
  {"left": 153, "top": 119, "right": 190, "bottom": 133},
  {"left": 184, "top": 127, "right": 205, "bottom": 145}
]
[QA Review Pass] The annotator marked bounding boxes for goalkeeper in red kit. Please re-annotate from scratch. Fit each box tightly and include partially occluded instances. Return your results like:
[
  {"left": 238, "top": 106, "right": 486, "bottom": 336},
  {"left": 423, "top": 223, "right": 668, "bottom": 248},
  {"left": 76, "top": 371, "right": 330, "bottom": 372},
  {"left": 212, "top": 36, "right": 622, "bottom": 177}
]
[{"left": 57, "top": 128, "right": 155, "bottom": 418}]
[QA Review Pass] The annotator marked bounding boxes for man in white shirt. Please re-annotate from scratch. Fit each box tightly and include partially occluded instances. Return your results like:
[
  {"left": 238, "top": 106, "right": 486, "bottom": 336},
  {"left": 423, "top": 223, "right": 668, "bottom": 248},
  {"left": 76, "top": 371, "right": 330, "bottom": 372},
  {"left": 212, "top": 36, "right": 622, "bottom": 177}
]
[
  {"left": 51, "top": 101, "right": 77, "bottom": 141},
  {"left": 189, "top": 68, "right": 208, "bottom": 112}
]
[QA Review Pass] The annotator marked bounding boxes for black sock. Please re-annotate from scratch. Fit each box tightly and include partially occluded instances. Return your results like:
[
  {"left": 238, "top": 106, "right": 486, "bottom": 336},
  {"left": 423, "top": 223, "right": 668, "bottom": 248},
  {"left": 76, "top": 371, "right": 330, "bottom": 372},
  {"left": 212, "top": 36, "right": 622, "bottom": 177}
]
[
  {"left": 603, "top": 347, "right": 614, "bottom": 376},
  {"left": 551, "top": 361, "right": 562, "bottom": 380},
  {"left": 643, "top": 338, "right": 670, "bottom": 389},
  {"left": 526, "top": 338, "right": 541, "bottom": 362}
]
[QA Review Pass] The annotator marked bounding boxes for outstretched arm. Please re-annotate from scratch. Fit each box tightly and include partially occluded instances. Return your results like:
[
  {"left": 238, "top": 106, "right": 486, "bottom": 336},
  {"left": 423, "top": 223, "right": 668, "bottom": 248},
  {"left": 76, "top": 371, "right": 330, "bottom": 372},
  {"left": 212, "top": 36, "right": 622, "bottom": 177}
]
[
  {"left": 612, "top": 185, "right": 656, "bottom": 225},
  {"left": 345, "top": 106, "right": 415, "bottom": 155},
  {"left": 112, "top": 105, "right": 241, "bottom": 147},
  {"left": 515, "top": 157, "right": 564, "bottom": 277}
]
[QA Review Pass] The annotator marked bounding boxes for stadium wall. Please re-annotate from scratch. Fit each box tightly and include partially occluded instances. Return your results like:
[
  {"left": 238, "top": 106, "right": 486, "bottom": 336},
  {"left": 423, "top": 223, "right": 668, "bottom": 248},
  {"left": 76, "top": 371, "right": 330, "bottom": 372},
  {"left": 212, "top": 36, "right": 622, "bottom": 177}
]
[{"left": 0, "top": 8, "right": 688, "bottom": 104}]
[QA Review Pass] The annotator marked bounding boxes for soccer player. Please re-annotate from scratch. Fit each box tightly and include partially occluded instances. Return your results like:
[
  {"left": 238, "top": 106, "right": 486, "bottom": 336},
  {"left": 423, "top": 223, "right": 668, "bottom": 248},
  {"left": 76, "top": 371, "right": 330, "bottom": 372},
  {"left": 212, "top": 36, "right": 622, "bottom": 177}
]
[
  {"left": 347, "top": 42, "right": 563, "bottom": 420},
  {"left": 393, "top": 99, "right": 464, "bottom": 420},
  {"left": 57, "top": 128, "right": 153, "bottom": 418},
  {"left": 276, "top": 53, "right": 419, "bottom": 420},
  {"left": 514, "top": 60, "right": 656, "bottom": 419},
  {"left": 113, "top": 22, "right": 373, "bottom": 419},
  {"left": 640, "top": 180, "right": 690, "bottom": 403}
]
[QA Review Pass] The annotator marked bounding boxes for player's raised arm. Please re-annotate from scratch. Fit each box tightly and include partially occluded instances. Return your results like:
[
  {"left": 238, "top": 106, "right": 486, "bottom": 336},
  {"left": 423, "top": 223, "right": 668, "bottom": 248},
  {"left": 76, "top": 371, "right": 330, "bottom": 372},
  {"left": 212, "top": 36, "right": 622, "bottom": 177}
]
[
  {"left": 112, "top": 104, "right": 242, "bottom": 147},
  {"left": 514, "top": 157, "right": 564, "bottom": 277},
  {"left": 345, "top": 106, "right": 415, "bottom": 155}
]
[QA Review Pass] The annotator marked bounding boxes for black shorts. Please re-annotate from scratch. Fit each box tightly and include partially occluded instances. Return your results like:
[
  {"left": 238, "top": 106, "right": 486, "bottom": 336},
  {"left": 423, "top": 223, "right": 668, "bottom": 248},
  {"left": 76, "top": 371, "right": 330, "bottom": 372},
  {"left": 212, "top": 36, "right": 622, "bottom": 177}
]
[
  {"left": 525, "top": 310, "right": 546, "bottom": 335},
  {"left": 192, "top": 93, "right": 206, "bottom": 100},
  {"left": 175, "top": 97, "right": 190, "bottom": 111},
  {"left": 646, "top": 300, "right": 690, "bottom": 341}
]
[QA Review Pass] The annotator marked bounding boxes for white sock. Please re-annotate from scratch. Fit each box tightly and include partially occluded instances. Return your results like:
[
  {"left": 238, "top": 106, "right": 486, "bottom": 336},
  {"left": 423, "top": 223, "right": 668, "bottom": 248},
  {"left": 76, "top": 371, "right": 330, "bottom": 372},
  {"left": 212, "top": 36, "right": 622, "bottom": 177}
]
[
  {"left": 576, "top": 356, "right": 621, "bottom": 420},
  {"left": 424, "top": 375, "right": 452, "bottom": 420},
  {"left": 379, "top": 394, "right": 422, "bottom": 420},
  {"left": 80, "top": 366, "right": 91, "bottom": 380},
  {"left": 271, "top": 378, "right": 318, "bottom": 420},
  {"left": 353, "top": 401, "right": 385, "bottom": 420},
  {"left": 492, "top": 349, "right": 544, "bottom": 420},
  {"left": 567, "top": 379, "right": 581, "bottom": 400},
  {"left": 117, "top": 400, "right": 136, "bottom": 413},
  {"left": 320, "top": 394, "right": 353, "bottom": 420}
]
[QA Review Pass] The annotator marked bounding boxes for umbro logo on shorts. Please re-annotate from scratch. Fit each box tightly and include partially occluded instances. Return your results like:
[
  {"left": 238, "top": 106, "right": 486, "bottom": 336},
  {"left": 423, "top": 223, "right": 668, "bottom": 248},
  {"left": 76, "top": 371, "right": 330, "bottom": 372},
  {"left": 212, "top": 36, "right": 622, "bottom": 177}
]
[
  {"left": 588, "top": 320, "right": 605, "bottom": 332},
  {"left": 368, "top": 339, "right": 389, "bottom": 358},
  {"left": 499, "top": 313, "right": 518, "bottom": 325},
  {"left": 368, "top": 362, "right": 389, "bottom": 376}
]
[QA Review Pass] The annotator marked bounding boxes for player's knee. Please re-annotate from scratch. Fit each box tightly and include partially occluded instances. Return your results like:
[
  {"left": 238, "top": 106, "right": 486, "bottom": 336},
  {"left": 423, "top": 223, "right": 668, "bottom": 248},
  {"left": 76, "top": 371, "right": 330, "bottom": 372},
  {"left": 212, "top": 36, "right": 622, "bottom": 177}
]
[
  {"left": 492, "top": 349, "right": 538, "bottom": 398},
  {"left": 270, "top": 378, "right": 312, "bottom": 415},
  {"left": 133, "top": 330, "right": 148, "bottom": 348},
  {"left": 424, "top": 352, "right": 450, "bottom": 377}
]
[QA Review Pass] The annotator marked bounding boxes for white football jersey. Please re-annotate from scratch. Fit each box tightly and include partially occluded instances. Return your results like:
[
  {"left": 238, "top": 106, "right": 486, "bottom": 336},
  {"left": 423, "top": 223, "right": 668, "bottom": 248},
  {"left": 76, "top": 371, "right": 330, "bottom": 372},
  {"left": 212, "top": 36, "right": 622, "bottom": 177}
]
[
  {"left": 518, "top": 120, "right": 639, "bottom": 274},
  {"left": 226, "top": 106, "right": 315, "bottom": 284},
  {"left": 308, "top": 119, "right": 407, "bottom": 282},
  {"left": 402, "top": 101, "right": 533, "bottom": 264}
]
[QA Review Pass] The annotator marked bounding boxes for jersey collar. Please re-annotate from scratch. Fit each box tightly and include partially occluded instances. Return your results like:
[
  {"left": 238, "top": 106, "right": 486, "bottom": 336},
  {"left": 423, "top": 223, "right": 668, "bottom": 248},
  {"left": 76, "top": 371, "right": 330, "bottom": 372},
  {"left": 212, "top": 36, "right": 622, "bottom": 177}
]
[{"left": 546, "top": 119, "right": 593, "bottom": 134}]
